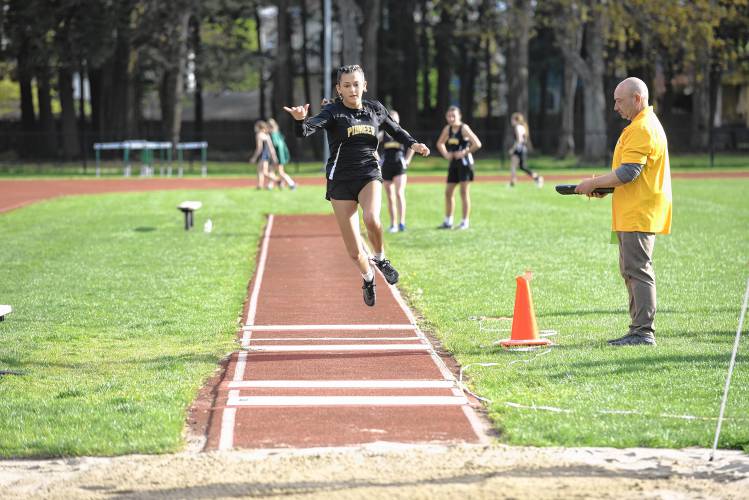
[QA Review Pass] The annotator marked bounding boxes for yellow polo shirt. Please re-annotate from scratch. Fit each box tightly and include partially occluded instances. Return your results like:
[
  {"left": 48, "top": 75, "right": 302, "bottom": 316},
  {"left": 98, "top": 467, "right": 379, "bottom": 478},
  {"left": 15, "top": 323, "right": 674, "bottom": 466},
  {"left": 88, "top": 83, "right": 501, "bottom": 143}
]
[{"left": 611, "top": 106, "right": 672, "bottom": 234}]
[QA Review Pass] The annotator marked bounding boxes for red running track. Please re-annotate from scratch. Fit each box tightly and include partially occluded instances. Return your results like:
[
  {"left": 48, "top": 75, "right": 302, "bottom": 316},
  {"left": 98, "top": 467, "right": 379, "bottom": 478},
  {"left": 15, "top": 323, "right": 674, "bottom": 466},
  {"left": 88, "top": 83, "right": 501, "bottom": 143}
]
[
  {"left": 2, "top": 170, "right": 747, "bottom": 213},
  {"left": 200, "top": 214, "right": 488, "bottom": 450}
]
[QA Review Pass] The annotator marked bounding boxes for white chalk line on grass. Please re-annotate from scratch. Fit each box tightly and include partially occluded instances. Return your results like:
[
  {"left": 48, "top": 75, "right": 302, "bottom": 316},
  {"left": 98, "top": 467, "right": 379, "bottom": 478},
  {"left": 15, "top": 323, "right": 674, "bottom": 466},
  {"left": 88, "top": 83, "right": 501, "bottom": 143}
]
[{"left": 503, "top": 402, "right": 749, "bottom": 422}]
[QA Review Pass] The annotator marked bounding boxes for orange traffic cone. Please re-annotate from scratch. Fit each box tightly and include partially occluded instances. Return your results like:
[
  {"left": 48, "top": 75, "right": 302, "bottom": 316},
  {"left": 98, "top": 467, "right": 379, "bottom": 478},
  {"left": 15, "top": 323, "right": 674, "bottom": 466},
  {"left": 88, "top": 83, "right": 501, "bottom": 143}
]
[{"left": 499, "top": 273, "right": 551, "bottom": 348}]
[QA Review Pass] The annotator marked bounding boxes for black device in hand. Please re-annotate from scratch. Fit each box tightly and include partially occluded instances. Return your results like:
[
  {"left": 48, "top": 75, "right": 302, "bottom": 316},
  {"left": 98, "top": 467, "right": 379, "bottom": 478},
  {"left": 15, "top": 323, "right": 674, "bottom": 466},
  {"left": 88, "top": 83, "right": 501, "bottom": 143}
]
[{"left": 555, "top": 184, "right": 615, "bottom": 195}]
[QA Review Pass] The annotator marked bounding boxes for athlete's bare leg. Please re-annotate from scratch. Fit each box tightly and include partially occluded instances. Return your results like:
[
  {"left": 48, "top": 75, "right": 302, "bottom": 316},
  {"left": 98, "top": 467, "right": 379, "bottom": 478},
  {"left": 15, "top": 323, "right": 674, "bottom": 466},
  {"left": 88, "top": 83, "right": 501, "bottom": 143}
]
[
  {"left": 330, "top": 199, "right": 371, "bottom": 275},
  {"left": 509, "top": 155, "right": 518, "bottom": 186},
  {"left": 445, "top": 183, "right": 458, "bottom": 219},
  {"left": 357, "top": 180, "right": 384, "bottom": 254},
  {"left": 394, "top": 174, "right": 407, "bottom": 226},
  {"left": 383, "top": 180, "right": 396, "bottom": 227},
  {"left": 460, "top": 181, "right": 471, "bottom": 220}
]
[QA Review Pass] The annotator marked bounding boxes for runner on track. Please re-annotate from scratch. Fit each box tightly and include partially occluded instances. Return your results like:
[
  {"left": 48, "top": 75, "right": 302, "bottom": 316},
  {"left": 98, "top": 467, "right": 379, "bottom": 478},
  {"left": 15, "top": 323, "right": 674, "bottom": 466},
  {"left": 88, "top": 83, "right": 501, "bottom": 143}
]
[
  {"left": 435, "top": 106, "right": 482, "bottom": 230},
  {"left": 379, "top": 110, "right": 414, "bottom": 233},
  {"left": 283, "top": 64, "right": 430, "bottom": 307},
  {"left": 508, "top": 112, "right": 543, "bottom": 188}
]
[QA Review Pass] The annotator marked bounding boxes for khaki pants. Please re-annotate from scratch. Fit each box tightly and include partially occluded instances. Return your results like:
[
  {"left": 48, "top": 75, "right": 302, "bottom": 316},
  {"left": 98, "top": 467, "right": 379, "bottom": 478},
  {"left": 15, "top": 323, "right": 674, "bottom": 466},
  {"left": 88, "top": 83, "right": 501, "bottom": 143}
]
[{"left": 617, "top": 231, "right": 656, "bottom": 338}]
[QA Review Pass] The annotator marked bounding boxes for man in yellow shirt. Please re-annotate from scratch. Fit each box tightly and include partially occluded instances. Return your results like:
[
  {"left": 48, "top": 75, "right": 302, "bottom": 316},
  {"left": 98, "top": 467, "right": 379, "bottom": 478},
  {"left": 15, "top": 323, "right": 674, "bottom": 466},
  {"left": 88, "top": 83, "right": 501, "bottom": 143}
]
[{"left": 576, "top": 77, "right": 672, "bottom": 346}]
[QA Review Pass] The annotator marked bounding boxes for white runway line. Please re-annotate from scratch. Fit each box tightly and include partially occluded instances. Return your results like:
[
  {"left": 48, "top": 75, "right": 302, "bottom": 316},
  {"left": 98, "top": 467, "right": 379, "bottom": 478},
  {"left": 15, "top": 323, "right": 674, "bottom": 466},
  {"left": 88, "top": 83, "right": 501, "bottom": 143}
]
[
  {"left": 228, "top": 380, "right": 456, "bottom": 389},
  {"left": 245, "top": 214, "right": 274, "bottom": 326},
  {"left": 232, "top": 352, "right": 248, "bottom": 382},
  {"left": 227, "top": 395, "right": 469, "bottom": 407},
  {"left": 245, "top": 344, "right": 428, "bottom": 352},
  {"left": 218, "top": 408, "right": 237, "bottom": 451},
  {"left": 243, "top": 324, "right": 416, "bottom": 331},
  {"left": 249, "top": 336, "right": 422, "bottom": 341}
]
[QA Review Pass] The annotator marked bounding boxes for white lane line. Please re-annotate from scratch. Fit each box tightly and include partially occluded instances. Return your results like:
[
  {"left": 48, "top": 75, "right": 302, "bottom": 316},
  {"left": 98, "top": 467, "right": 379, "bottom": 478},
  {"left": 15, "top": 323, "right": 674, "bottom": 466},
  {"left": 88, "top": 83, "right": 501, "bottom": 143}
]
[
  {"left": 245, "top": 344, "right": 428, "bottom": 352},
  {"left": 218, "top": 408, "right": 236, "bottom": 451},
  {"left": 242, "top": 324, "right": 416, "bottom": 331},
  {"left": 228, "top": 380, "right": 456, "bottom": 389},
  {"left": 245, "top": 214, "right": 274, "bottom": 325},
  {"left": 227, "top": 395, "right": 469, "bottom": 407},
  {"left": 233, "top": 352, "right": 248, "bottom": 382},
  {"left": 249, "top": 336, "right": 422, "bottom": 342}
]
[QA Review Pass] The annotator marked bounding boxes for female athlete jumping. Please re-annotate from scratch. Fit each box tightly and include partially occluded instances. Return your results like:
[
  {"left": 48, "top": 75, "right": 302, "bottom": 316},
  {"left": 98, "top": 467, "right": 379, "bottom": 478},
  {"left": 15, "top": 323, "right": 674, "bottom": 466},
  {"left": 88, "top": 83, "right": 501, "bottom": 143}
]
[{"left": 283, "top": 65, "right": 430, "bottom": 306}]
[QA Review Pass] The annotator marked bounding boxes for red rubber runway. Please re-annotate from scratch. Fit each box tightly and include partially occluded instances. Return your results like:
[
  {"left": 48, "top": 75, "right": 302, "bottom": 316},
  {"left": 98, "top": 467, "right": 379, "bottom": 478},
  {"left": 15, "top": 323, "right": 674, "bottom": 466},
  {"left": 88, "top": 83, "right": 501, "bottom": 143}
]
[{"left": 201, "top": 214, "right": 487, "bottom": 450}]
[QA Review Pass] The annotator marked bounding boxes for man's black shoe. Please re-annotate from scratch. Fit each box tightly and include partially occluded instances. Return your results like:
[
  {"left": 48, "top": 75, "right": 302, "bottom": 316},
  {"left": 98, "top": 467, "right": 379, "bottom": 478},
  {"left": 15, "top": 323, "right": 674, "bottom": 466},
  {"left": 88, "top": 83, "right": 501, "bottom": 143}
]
[
  {"left": 362, "top": 278, "right": 376, "bottom": 306},
  {"left": 374, "top": 259, "right": 399, "bottom": 285},
  {"left": 608, "top": 334, "right": 656, "bottom": 346}
]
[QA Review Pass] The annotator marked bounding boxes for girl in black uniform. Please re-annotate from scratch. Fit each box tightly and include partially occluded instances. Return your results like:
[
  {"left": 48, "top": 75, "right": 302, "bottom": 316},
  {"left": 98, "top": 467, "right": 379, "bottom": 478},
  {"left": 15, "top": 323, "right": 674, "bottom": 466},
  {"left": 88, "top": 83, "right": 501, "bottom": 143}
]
[
  {"left": 435, "top": 106, "right": 482, "bottom": 230},
  {"left": 283, "top": 65, "right": 430, "bottom": 306},
  {"left": 379, "top": 110, "right": 414, "bottom": 233}
]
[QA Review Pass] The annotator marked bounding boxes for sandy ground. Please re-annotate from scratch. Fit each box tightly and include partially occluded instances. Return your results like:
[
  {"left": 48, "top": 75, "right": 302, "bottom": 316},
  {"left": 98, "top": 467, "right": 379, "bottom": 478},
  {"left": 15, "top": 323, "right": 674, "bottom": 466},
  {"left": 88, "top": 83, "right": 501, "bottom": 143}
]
[{"left": 1, "top": 443, "right": 748, "bottom": 499}]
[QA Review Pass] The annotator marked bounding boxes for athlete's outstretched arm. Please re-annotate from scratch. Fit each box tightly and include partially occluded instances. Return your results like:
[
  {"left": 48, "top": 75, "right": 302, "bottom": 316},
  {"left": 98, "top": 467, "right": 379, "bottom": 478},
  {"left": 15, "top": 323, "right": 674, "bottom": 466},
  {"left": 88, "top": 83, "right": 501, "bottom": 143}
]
[
  {"left": 284, "top": 103, "right": 334, "bottom": 138},
  {"left": 380, "top": 110, "right": 430, "bottom": 157}
]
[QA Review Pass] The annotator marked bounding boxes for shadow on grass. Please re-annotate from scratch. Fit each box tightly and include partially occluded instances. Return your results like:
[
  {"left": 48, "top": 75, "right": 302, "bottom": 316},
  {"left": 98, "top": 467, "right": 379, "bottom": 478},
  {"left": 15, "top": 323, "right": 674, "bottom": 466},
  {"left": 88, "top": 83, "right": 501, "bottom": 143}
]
[{"left": 134, "top": 227, "right": 157, "bottom": 232}]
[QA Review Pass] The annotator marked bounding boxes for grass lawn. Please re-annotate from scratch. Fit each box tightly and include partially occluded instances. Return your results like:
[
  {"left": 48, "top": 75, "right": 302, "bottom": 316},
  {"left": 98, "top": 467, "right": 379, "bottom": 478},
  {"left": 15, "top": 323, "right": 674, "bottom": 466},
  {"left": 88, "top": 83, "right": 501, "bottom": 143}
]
[{"left": 1, "top": 176, "right": 748, "bottom": 456}]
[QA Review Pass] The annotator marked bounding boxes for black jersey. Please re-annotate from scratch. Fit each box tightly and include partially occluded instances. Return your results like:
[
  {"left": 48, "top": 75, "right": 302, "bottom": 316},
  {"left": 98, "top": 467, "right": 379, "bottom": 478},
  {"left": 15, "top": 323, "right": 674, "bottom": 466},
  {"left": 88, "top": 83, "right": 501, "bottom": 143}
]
[
  {"left": 445, "top": 124, "right": 469, "bottom": 153},
  {"left": 295, "top": 98, "right": 417, "bottom": 181},
  {"left": 381, "top": 132, "right": 406, "bottom": 165}
]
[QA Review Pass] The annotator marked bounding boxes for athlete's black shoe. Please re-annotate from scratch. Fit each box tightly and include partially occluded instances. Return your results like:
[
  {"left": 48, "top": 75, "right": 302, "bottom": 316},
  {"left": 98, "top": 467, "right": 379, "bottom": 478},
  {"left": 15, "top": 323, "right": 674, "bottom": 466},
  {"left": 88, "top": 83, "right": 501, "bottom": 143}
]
[
  {"left": 374, "top": 259, "right": 399, "bottom": 285},
  {"left": 362, "top": 278, "right": 376, "bottom": 306}
]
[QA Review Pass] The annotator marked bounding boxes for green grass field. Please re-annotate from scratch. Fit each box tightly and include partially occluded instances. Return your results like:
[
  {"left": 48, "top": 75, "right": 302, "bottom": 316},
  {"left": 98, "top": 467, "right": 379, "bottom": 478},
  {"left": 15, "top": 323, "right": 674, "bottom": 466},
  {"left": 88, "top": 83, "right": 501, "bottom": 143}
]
[{"left": 1, "top": 177, "right": 747, "bottom": 457}]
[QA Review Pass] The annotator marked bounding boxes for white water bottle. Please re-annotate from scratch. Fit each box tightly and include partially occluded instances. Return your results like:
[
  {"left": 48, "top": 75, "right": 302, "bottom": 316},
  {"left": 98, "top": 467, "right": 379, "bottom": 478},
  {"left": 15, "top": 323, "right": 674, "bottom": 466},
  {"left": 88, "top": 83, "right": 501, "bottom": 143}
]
[{"left": 203, "top": 219, "right": 213, "bottom": 233}]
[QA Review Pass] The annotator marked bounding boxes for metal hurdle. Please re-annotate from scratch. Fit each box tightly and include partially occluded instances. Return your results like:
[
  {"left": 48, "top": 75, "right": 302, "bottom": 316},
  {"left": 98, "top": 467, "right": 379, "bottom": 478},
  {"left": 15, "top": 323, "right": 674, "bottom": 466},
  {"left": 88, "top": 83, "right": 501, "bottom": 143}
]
[{"left": 176, "top": 141, "right": 209, "bottom": 177}]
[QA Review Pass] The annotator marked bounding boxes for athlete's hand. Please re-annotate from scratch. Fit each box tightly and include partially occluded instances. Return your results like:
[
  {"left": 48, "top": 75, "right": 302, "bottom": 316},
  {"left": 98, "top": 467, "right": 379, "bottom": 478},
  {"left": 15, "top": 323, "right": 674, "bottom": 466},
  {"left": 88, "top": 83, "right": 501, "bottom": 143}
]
[
  {"left": 283, "top": 104, "right": 309, "bottom": 121},
  {"left": 411, "top": 143, "right": 430, "bottom": 157}
]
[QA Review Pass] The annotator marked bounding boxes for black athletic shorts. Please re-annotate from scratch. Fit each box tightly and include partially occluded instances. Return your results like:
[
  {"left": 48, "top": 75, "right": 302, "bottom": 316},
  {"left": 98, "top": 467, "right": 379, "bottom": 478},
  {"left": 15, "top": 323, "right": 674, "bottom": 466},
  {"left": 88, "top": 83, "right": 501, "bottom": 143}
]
[
  {"left": 326, "top": 176, "right": 383, "bottom": 201},
  {"left": 447, "top": 160, "right": 474, "bottom": 183},
  {"left": 381, "top": 160, "right": 407, "bottom": 181}
]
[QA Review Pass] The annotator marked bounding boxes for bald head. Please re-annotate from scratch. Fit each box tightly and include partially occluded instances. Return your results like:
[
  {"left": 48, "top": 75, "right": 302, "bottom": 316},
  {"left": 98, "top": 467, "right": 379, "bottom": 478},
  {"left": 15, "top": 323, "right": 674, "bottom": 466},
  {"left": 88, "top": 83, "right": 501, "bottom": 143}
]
[
  {"left": 614, "top": 77, "right": 649, "bottom": 121},
  {"left": 619, "top": 77, "right": 649, "bottom": 103}
]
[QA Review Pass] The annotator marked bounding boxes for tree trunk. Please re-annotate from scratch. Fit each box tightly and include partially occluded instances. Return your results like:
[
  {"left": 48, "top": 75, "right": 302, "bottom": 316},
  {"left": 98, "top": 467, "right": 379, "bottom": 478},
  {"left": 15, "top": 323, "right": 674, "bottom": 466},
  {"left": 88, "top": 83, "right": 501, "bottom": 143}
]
[
  {"left": 255, "top": 9, "right": 266, "bottom": 119},
  {"left": 273, "top": 0, "right": 294, "bottom": 140},
  {"left": 691, "top": 43, "right": 711, "bottom": 150},
  {"left": 190, "top": 15, "right": 203, "bottom": 140},
  {"left": 360, "top": 0, "right": 380, "bottom": 97},
  {"left": 557, "top": 63, "right": 578, "bottom": 158},
  {"left": 580, "top": 7, "right": 607, "bottom": 165},
  {"left": 505, "top": 0, "right": 532, "bottom": 149},
  {"left": 17, "top": 50, "right": 36, "bottom": 158},
  {"left": 58, "top": 67, "right": 79, "bottom": 160},
  {"left": 161, "top": 10, "right": 191, "bottom": 146},
  {"left": 391, "top": 0, "right": 418, "bottom": 128},
  {"left": 337, "top": 0, "right": 361, "bottom": 65},
  {"left": 419, "top": 0, "right": 431, "bottom": 117},
  {"left": 300, "top": 0, "right": 312, "bottom": 106},
  {"left": 435, "top": 8, "right": 453, "bottom": 117},
  {"left": 37, "top": 67, "right": 57, "bottom": 158}
]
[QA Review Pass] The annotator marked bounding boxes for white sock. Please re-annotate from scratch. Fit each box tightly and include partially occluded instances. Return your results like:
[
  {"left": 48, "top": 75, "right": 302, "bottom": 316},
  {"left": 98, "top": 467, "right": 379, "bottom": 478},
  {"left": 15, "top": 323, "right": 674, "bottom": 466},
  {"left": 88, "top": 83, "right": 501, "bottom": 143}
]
[
  {"left": 374, "top": 252, "right": 385, "bottom": 262},
  {"left": 461, "top": 219, "right": 469, "bottom": 227},
  {"left": 444, "top": 216, "right": 454, "bottom": 225},
  {"left": 362, "top": 269, "right": 374, "bottom": 282}
]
